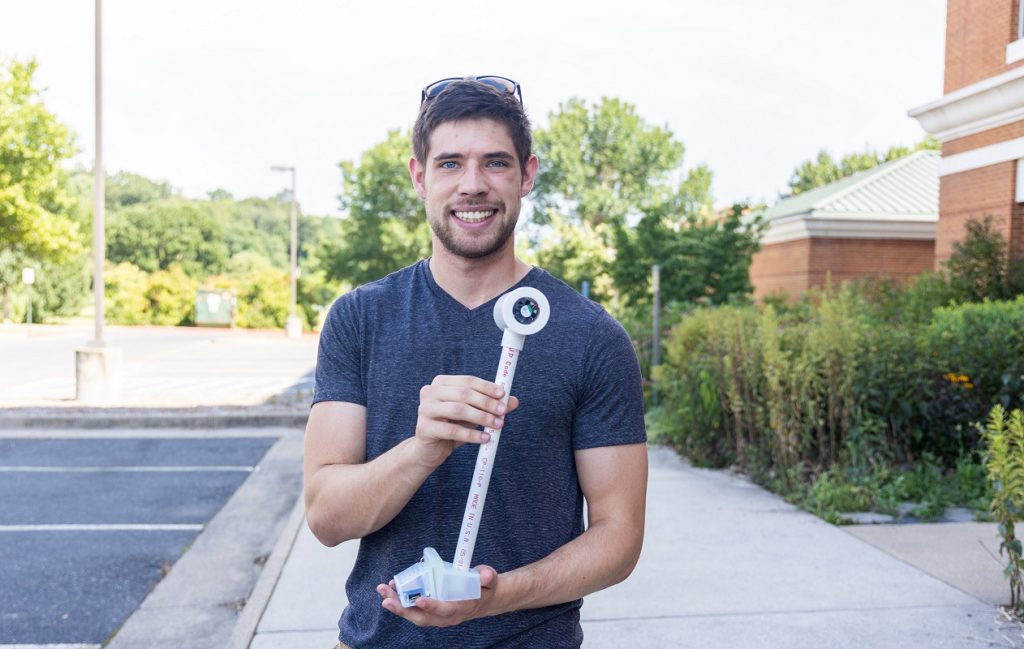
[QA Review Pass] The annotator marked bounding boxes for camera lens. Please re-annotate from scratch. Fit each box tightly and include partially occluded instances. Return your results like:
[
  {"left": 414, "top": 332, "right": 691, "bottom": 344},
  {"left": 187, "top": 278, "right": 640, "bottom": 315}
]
[{"left": 513, "top": 297, "right": 540, "bottom": 325}]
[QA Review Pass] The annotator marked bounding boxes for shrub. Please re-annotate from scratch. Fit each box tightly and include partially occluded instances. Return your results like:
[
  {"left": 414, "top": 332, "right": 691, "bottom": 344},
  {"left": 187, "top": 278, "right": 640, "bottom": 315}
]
[
  {"left": 105, "top": 261, "right": 150, "bottom": 325},
  {"left": 145, "top": 265, "right": 197, "bottom": 326}
]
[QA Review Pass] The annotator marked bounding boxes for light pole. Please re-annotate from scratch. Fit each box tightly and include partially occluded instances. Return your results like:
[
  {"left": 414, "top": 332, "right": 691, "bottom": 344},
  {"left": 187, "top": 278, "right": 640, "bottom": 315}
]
[
  {"left": 271, "top": 165, "right": 301, "bottom": 337},
  {"left": 75, "top": 0, "right": 121, "bottom": 401}
]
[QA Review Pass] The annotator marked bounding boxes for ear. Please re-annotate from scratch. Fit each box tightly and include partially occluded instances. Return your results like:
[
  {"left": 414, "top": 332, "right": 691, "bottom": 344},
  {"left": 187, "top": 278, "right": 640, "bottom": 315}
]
[
  {"left": 520, "top": 154, "right": 539, "bottom": 197},
  {"left": 409, "top": 156, "right": 427, "bottom": 199}
]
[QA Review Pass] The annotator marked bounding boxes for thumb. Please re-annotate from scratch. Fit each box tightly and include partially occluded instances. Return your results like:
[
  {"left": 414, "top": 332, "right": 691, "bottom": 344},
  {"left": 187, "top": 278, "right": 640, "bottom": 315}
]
[{"left": 476, "top": 565, "right": 498, "bottom": 589}]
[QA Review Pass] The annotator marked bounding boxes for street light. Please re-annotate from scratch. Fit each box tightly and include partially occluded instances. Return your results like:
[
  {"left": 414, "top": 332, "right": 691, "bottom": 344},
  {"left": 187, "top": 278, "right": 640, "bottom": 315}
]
[
  {"left": 75, "top": 0, "right": 121, "bottom": 402},
  {"left": 271, "top": 165, "right": 301, "bottom": 337}
]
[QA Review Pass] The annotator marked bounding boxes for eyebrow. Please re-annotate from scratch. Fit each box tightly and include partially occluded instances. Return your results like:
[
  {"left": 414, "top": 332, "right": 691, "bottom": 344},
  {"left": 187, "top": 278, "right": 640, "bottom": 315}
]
[{"left": 432, "top": 151, "right": 516, "bottom": 162}]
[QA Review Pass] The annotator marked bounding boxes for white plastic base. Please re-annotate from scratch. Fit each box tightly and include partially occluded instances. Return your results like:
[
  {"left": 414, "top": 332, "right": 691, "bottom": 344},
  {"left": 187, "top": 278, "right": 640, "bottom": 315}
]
[{"left": 393, "top": 547, "right": 481, "bottom": 608}]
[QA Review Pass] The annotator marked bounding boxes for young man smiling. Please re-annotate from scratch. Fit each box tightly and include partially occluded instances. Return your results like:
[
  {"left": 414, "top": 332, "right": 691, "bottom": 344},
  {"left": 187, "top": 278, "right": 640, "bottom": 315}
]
[{"left": 304, "top": 76, "right": 647, "bottom": 648}]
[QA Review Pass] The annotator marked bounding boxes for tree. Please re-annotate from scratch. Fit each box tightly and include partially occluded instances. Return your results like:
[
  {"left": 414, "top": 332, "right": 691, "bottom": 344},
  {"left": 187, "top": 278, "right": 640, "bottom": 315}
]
[
  {"left": 105, "top": 171, "right": 175, "bottom": 209},
  {"left": 787, "top": 136, "right": 940, "bottom": 196},
  {"left": 613, "top": 202, "right": 764, "bottom": 307},
  {"left": 0, "top": 59, "right": 84, "bottom": 320},
  {"left": 107, "top": 199, "right": 228, "bottom": 277},
  {"left": 532, "top": 97, "right": 684, "bottom": 226},
  {"left": 321, "top": 129, "right": 430, "bottom": 286},
  {"left": 944, "top": 216, "right": 1024, "bottom": 302}
]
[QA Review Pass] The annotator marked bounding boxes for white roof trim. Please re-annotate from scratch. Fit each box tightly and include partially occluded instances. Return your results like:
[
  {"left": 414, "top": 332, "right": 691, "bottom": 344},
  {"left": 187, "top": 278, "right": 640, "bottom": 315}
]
[
  {"left": 762, "top": 216, "right": 937, "bottom": 244},
  {"left": 909, "top": 65, "right": 1024, "bottom": 142},
  {"left": 938, "top": 135, "right": 1024, "bottom": 176}
]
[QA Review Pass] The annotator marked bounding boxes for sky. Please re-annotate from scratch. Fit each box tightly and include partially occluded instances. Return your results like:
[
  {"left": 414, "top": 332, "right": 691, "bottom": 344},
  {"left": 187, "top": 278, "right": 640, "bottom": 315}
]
[{"left": 1, "top": 0, "right": 946, "bottom": 217}]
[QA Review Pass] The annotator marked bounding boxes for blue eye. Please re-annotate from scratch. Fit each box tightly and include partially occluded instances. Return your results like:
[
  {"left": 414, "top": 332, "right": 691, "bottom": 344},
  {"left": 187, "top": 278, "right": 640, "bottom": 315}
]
[{"left": 440, "top": 161, "right": 458, "bottom": 169}]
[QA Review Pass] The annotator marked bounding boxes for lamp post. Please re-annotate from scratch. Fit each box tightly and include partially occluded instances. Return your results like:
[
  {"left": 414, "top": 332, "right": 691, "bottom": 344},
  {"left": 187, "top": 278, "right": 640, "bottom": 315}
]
[
  {"left": 75, "top": 0, "right": 121, "bottom": 402},
  {"left": 271, "top": 165, "right": 301, "bottom": 337}
]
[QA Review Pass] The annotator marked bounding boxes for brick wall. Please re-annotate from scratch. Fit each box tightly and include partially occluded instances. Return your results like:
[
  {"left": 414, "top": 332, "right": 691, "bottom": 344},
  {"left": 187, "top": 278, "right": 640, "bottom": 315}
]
[
  {"left": 937, "top": 161, "right": 1020, "bottom": 264},
  {"left": 945, "top": 0, "right": 1024, "bottom": 93},
  {"left": 750, "top": 237, "right": 934, "bottom": 301},
  {"left": 944, "top": 119, "right": 1024, "bottom": 155}
]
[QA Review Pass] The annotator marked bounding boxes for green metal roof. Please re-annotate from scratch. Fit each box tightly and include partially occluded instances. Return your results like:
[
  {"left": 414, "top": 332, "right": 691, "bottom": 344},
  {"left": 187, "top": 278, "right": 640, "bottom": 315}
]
[{"left": 764, "top": 150, "right": 939, "bottom": 221}]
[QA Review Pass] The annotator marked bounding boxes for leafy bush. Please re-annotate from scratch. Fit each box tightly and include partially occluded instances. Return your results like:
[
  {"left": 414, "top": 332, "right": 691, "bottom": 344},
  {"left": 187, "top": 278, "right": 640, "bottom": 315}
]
[
  {"left": 145, "top": 265, "right": 197, "bottom": 326},
  {"left": 105, "top": 261, "right": 150, "bottom": 325}
]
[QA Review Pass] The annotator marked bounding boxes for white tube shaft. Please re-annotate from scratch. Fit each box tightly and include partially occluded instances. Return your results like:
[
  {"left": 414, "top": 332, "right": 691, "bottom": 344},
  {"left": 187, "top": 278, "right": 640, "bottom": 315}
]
[{"left": 453, "top": 343, "right": 521, "bottom": 570}]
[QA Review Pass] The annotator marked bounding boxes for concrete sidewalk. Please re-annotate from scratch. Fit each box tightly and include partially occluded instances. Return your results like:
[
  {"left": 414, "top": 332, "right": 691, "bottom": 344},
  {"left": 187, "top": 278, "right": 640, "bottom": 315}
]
[{"left": 239, "top": 447, "right": 1022, "bottom": 649}]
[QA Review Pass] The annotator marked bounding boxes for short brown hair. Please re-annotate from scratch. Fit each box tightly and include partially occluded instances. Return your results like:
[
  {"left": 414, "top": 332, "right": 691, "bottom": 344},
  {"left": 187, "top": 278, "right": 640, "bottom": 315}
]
[{"left": 412, "top": 79, "right": 532, "bottom": 172}]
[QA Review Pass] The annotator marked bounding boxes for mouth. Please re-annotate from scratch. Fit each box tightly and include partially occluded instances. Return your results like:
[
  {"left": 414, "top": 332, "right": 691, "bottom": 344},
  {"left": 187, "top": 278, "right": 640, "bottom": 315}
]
[{"left": 451, "top": 209, "right": 497, "bottom": 224}]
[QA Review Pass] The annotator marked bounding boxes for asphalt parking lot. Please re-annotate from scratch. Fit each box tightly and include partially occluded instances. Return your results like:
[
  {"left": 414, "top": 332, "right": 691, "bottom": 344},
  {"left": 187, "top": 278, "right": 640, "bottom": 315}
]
[{"left": 0, "top": 434, "right": 279, "bottom": 646}]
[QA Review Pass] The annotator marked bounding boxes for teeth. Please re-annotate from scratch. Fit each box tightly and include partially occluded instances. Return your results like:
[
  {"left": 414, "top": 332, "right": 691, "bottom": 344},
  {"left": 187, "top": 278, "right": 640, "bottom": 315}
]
[{"left": 453, "top": 210, "right": 492, "bottom": 223}]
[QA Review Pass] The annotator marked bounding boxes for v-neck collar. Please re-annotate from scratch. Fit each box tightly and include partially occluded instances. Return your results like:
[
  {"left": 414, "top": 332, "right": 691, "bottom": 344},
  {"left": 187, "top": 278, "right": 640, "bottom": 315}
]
[{"left": 418, "top": 259, "right": 540, "bottom": 321}]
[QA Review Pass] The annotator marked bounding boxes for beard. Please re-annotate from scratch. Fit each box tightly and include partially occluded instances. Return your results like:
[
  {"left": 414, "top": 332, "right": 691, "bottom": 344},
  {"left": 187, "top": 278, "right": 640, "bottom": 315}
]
[{"left": 429, "top": 207, "right": 518, "bottom": 260}]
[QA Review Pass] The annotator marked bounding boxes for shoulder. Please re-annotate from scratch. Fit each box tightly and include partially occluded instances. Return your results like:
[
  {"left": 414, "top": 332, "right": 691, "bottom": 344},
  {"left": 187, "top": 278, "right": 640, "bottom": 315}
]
[
  {"left": 526, "top": 267, "right": 628, "bottom": 343},
  {"left": 326, "top": 260, "right": 425, "bottom": 319}
]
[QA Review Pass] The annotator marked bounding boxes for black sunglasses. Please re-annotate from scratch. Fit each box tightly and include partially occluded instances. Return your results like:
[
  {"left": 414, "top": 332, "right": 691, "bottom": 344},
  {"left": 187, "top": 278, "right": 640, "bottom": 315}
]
[{"left": 421, "top": 75, "right": 523, "bottom": 105}]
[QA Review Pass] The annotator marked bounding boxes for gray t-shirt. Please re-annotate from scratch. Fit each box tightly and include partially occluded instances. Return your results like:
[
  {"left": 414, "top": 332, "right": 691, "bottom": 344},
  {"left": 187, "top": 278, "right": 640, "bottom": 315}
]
[{"left": 313, "top": 260, "right": 646, "bottom": 648}]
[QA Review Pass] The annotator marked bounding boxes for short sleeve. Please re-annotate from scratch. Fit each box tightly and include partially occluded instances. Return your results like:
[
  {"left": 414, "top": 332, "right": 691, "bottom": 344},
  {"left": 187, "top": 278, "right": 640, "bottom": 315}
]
[
  {"left": 312, "top": 291, "right": 366, "bottom": 406},
  {"left": 571, "top": 311, "right": 647, "bottom": 450}
]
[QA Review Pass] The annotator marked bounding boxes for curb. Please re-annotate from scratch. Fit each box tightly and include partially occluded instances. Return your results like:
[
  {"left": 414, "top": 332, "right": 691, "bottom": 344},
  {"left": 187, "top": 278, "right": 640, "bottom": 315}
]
[
  {"left": 230, "top": 493, "right": 307, "bottom": 649},
  {"left": 0, "top": 409, "right": 308, "bottom": 429}
]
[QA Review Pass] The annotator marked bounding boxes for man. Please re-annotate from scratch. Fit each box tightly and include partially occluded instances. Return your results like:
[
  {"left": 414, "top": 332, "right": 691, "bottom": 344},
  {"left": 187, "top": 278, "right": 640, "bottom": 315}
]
[{"left": 304, "top": 76, "right": 647, "bottom": 648}]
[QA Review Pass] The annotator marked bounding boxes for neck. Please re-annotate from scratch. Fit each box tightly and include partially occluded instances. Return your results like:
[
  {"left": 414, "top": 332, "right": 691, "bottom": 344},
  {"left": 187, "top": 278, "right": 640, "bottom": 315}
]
[{"left": 428, "top": 241, "right": 531, "bottom": 310}]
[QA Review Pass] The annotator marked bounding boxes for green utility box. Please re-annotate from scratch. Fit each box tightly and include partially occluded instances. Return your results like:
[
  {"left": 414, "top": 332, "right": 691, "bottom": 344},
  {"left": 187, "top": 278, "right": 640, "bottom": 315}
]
[{"left": 195, "top": 289, "right": 236, "bottom": 328}]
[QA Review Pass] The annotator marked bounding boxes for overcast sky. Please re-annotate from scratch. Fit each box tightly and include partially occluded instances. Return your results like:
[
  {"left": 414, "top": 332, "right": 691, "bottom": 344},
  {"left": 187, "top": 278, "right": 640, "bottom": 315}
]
[{"left": 1, "top": 0, "right": 946, "bottom": 216}]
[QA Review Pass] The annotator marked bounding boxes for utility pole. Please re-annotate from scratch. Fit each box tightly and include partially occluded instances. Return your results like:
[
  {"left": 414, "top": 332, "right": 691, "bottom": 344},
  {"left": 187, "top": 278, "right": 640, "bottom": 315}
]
[
  {"left": 271, "top": 165, "right": 301, "bottom": 337},
  {"left": 651, "top": 265, "right": 661, "bottom": 405}
]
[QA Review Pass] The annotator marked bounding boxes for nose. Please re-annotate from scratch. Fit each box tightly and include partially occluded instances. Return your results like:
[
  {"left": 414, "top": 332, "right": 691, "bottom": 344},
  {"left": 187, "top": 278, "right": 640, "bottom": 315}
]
[{"left": 458, "top": 162, "right": 486, "bottom": 196}]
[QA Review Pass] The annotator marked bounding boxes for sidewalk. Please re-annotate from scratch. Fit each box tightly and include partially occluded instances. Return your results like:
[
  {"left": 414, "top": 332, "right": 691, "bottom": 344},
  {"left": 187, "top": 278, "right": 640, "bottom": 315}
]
[{"left": 240, "top": 447, "right": 1021, "bottom": 649}]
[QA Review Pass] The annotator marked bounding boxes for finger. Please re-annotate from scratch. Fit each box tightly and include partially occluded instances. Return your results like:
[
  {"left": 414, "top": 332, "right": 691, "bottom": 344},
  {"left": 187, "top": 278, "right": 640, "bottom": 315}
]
[
  {"left": 476, "top": 564, "right": 498, "bottom": 589},
  {"left": 506, "top": 396, "right": 520, "bottom": 413},
  {"left": 423, "top": 384, "right": 510, "bottom": 418},
  {"left": 419, "top": 398, "right": 505, "bottom": 431},
  {"left": 431, "top": 375, "right": 508, "bottom": 400},
  {"left": 416, "top": 417, "right": 492, "bottom": 445}
]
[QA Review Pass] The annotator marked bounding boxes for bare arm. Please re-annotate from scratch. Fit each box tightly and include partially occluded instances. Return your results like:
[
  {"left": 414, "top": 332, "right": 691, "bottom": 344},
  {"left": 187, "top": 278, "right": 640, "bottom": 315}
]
[
  {"left": 303, "top": 377, "right": 519, "bottom": 547},
  {"left": 379, "top": 442, "right": 648, "bottom": 625}
]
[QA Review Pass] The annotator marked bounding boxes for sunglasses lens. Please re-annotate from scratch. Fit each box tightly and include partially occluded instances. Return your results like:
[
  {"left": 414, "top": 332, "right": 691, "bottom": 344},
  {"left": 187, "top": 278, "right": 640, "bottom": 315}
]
[
  {"left": 424, "top": 79, "right": 454, "bottom": 100},
  {"left": 421, "top": 76, "right": 521, "bottom": 104},
  {"left": 476, "top": 76, "right": 516, "bottom": 94}
]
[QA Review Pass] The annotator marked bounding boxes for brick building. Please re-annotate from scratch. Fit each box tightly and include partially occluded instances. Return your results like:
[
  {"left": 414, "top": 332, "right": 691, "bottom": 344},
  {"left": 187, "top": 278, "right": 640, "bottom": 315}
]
[
  {"left": 749, "top": 151, "right": 938, "bottom": 301},
  {"left": 910, "top": 0, "right": 1024, "bottom": 265}
]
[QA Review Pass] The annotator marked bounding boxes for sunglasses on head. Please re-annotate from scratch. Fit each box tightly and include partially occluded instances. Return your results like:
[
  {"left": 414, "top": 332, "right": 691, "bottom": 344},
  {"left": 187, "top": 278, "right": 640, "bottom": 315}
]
[{"left": 421, "top": 75, "right": 522, "bottom": 105}]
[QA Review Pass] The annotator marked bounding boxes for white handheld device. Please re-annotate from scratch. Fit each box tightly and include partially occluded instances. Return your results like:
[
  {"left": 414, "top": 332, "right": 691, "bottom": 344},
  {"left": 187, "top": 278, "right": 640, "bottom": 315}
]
[{"left": 393, "top": 286, "right": 550, "bottom": 607}]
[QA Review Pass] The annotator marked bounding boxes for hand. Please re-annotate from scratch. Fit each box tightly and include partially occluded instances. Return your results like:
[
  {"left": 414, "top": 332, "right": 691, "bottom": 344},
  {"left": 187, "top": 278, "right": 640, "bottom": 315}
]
[
  {"left": 377, "top": 565, "right": 499, "bottom": 627},
  {"left": 414, "top": 375, "right": 519, "bottom": 467}
]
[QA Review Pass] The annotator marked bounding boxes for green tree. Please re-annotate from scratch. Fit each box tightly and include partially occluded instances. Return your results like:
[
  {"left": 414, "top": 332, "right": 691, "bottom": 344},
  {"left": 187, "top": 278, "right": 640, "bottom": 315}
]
[
  {"left": 321, "top": 129, "right": 430, "bottom": 286},
  {"left": 0, "top": 59, "right": 84, "bottom": 320},
  {"left": 105, "top": 171, "right": 175, "bottom": 209},
  {"left": 107, "top": 199, "right": 228, "bottom": 277},
  {"left": 787, "top": 136, "right": 939, "bottom": 196},
  {"left": 613, "top": 202, "right": 765, "bottom": 307},
  {"left": 532, "top": 97, "right": 684, "bottom": 226},
  {"left": 944, "top": 216, "right": 1024, "bottom": 302}
]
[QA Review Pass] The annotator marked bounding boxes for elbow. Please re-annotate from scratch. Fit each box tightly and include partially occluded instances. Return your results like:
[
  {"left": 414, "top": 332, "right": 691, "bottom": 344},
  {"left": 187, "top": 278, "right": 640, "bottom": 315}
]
[
  {"left": 612, "top": 529, "right": 645, "bottom": 585},
  {"left": 305, "top": 495, "right": 355, "bottom": 548}
]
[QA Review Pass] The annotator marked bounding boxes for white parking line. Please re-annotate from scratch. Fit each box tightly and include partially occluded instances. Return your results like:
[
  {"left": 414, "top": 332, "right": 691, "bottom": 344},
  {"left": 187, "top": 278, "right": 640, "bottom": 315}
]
[
  {"left": 0, "top": 524, "right": 204, "bottom": 532},
  {"left": 0, "top": 466, "right": 255, "bottom": 473}
]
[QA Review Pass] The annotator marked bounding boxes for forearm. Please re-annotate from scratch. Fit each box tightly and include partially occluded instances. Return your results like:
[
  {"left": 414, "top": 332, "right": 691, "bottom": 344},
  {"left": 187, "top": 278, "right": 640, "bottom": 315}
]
[
  {"left": 305, "top": 437, "right": 438, "bottom": 546},
  {"left": 489, "top": 518, "right": 643, "bottom": 616}
]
